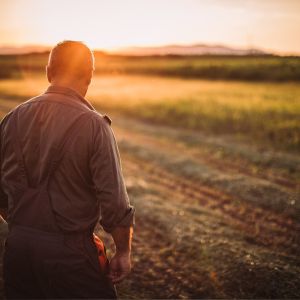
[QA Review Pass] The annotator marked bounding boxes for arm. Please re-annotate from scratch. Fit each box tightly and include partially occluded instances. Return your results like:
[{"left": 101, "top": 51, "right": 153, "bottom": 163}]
[
  {"left": 109, "top": 225, "right": 133, "bottom": 284},
  {"left": 112, "top": 225, "right": 133, "bottom": 255},
  {"left": 0, "top": 120, "right": 9, "bottom": 237},
  {"left": 0, "top": 168, "right": 8, "bottom": 237},
  {"left": 0, "top": 177, "right": 8, "bottom": 222},
  {"left": 89, "top": 115, "right": 135, "bottom": 283}
]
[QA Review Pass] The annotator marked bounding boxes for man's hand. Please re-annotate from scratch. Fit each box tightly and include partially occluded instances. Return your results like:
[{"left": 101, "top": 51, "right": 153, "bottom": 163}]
[
  {"left": 108, "top": 252, "right": 131, "bottom": 284},
  {"left": 109, "top": 226, "right": 133, "bottom": 284}
]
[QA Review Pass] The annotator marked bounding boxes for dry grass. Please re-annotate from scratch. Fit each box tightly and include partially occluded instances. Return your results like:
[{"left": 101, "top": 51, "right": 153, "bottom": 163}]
[
  {"left": 89, "top": 75, "right": 300, "bottom": 152},
  {"left": 0, "top": 74, "right": 299, "bottom": 151}
]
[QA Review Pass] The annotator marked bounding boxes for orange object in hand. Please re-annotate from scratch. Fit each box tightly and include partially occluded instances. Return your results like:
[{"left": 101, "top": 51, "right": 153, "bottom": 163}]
[{"left": 93, "top": 234, "right": 109, "bottom": 273}]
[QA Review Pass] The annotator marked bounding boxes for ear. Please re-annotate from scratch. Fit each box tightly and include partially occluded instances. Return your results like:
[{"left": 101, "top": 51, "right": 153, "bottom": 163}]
[
  {"left": 85, "top": 68, "right": 93, "bottom": 86},
  {"left": 46, "top": 65, "right": 52, "bottom": 83}
]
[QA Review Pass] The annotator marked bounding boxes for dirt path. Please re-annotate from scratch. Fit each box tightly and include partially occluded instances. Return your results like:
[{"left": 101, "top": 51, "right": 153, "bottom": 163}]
[
  {"left": 107, "top": 115, "right": 300, "bottom": 298},
  {"left": 110, "top": 157, "right": 300, "bottom": 298},
  {"left": 112, "top": 115, "right": 299, "bottom": 218},
  {"left": 112, "top": 114, "right": 300, "bottom": 187},
  {"left": 124, "top": 157, "right": 299, "bottom": 252}
]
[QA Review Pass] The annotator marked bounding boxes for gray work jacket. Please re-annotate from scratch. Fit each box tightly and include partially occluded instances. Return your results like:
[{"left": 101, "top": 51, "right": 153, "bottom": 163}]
[{"left": 0, "top": 85, "right": 135, "bottom": 233}]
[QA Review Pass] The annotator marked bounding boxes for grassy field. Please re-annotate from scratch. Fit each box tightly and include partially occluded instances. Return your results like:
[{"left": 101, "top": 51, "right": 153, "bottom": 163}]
[
  {"left": 94, "top": 54, "right": 300, "bottom": 81},
  {"left": 88, "top": 75, "right": 300, "bottom": 153},
  {"left": 1, "top": 52, "right": 300, "bottom": 82},
  {"left": 0, "top": 74, "right": 299, "bottom": 153},
  {"left": 0, "top": 74, "right": 299, "bottom": 298}
]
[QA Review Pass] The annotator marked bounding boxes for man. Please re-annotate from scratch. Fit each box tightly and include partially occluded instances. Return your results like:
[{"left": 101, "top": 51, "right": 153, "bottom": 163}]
[{"left": 0, "top": 40, "right": 135, "bottom": 299}]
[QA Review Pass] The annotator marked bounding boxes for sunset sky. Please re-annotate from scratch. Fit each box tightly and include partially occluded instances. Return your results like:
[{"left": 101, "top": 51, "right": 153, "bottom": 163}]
[{"left": 0, "top": 0, "right": 300, "bottom": 54}]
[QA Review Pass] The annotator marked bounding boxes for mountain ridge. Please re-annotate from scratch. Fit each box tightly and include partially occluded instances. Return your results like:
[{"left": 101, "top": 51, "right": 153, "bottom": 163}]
[
  {"left": 0, "top": 43, "right": 268, "bottom": 56},
  {"left": 110, "top": 43, "right": 268, "bottom": 56}
]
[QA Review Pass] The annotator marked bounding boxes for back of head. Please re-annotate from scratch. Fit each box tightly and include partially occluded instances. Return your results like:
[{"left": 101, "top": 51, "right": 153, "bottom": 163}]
[{"left": 47, "top": 40, "right": 94, "bottom": 82}]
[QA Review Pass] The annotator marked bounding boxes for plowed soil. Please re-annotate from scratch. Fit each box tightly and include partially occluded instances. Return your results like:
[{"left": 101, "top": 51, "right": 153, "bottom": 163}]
[{"left": 97, "top": 114, "right": 300, "bottom": 299}]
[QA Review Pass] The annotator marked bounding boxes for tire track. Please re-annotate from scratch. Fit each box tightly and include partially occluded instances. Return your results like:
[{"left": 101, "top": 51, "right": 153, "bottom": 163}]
[
  {"left": 114, "top": 124, "right": 299, "bottom": 192},
  {"left": 123, "top": 156, "right": 300, "bottom": 256}
]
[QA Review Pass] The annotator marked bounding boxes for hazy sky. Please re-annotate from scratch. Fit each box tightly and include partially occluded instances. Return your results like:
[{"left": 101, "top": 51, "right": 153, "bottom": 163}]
[{"left": 0, "top": 0, "right": 300, "bottom": 54}]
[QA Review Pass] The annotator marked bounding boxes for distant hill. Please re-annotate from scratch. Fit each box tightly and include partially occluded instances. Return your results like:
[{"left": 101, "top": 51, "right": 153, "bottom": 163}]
[
  {"left": 111, "top": 44, "right": 268, "bottom": 56},
  {"left": 0, "top": 43, "right": 268, "bottom": 56}
]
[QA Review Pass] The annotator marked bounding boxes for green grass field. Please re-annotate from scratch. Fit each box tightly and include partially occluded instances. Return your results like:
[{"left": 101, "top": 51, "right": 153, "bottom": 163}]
[
  {"left": 94, "top": 54, "right": 300, "bottom": 81},
  {"left": 1, "top": 52, "right": 300, "bottom": 82},
  {"left": 89, "top": 76, "right": 300, "bottom": 153},
  {"left": 0, "top": 74, "right": 299, "bottom": 153}
]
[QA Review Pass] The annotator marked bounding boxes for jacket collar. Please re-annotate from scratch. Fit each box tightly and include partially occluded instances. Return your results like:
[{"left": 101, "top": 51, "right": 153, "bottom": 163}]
[{"left": 45, "top": 85, "right": 96, "bottom": 111}]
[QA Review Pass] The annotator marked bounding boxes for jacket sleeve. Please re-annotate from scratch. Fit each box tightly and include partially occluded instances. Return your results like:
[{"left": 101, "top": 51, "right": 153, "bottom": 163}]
[
  {"left": 89, "top": 115, "right": 135, "bottom": 233},
  {"left": 0, "top": 119, "right": 8, "bottom": 209}
]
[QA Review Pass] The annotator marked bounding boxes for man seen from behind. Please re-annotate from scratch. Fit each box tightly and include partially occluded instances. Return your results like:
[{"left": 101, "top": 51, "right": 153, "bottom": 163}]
[{"left": 0, "top": 40, "right": 135, "bottom": 299}]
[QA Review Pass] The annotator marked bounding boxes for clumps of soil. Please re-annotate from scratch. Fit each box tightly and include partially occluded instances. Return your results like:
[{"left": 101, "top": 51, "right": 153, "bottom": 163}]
[{"left": 219, "top": 254, "right": 300, "bottom": 298}]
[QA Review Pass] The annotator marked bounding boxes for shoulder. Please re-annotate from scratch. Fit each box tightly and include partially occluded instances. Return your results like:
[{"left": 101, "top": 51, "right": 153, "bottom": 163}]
[
  {"left": 0, "top": 109, "right": 15, "bottom": 132},
  {"left": 1, "top": 95, "right": 44, "bottom": 126},
  {"left": 86, "top": 111, "right": 115, "bottom": 141},
  {"left": 0, "top": 110, "right": 13, "bottom": 125},
  {"left": 0, "top": 95, "right": 40, "bottom": 128},
  {"left": 88, "top": 111, "right": 112, "bottom": 127}
]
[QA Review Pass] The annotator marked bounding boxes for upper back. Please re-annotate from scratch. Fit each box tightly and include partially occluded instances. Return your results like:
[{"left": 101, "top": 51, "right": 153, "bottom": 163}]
[{"left": 0, "top": 86, "right": 99, "bottom": 188}]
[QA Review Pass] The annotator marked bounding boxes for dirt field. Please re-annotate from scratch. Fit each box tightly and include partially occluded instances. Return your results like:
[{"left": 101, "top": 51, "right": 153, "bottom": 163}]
[
  {"left": 108, "top": 115, "right": 300, "bottom": 298},
  {"left": 0, "top": 75, "right": 299, "bottom": 298}
]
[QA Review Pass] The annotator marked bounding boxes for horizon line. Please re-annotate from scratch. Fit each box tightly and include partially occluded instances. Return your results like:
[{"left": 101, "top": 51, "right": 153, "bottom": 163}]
[{"left": 0, "top": 42, "right": 299, "bottom": 56}]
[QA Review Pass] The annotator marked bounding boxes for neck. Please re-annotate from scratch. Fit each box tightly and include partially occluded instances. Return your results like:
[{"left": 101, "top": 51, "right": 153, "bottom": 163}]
[{"left": 50, "top": 79, "right": 88, "bottom": 97}]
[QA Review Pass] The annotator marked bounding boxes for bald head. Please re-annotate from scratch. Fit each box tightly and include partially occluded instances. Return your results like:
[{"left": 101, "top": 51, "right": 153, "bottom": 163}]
[{"left": 46, "top": 41, "right": 94, "bottom": 94}]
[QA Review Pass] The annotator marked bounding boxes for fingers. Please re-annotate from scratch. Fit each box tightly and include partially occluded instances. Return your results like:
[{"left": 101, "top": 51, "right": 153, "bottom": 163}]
[
  {"left": 107, "top": 254, "right": 131, "bottom": 284},
  {"left": 109, "top": 271, "right": 130, "bottom": 284},
  {"left": 108, "top": 264, "right": 131, "bottom": 284}
]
